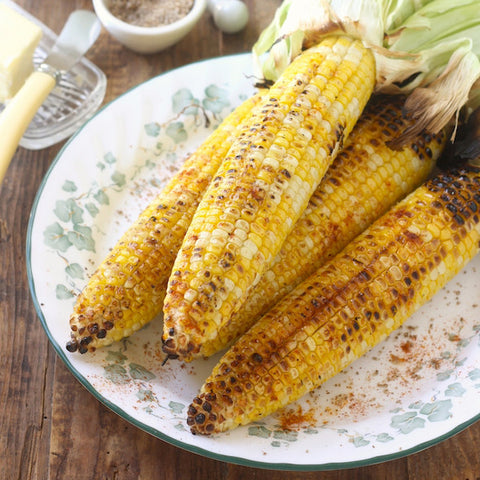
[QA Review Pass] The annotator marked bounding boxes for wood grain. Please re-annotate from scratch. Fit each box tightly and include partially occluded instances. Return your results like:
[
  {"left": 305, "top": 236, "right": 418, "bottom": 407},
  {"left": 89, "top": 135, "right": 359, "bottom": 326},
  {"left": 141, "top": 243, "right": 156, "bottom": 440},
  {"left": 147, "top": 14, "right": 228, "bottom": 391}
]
[{"left": 1, "top": 1, "right": 480, "bottom": 479}]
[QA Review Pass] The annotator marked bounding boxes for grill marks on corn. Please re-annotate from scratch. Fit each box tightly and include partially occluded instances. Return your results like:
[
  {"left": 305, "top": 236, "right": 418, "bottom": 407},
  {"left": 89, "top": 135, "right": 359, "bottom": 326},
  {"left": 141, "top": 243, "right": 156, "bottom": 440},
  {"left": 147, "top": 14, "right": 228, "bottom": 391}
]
[
  {"left": 205, "top": 95, "right": 446, "bottom": 356},
  {"left": 188, "top": 166, "right": 480, "bottom": 434},
  {"left": 66, "top": 92, "right": 266, "bottom": 354},
  {"left": 163, "top": 36, "right": 376, "bottom": 360}
]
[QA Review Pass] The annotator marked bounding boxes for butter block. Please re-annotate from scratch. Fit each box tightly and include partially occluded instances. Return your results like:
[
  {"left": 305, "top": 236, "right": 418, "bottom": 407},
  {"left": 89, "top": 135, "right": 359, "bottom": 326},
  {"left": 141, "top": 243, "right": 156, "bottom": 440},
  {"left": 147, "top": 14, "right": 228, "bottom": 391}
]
[{"left": 0, "top": 4, "right": 42, "bottom": 102}]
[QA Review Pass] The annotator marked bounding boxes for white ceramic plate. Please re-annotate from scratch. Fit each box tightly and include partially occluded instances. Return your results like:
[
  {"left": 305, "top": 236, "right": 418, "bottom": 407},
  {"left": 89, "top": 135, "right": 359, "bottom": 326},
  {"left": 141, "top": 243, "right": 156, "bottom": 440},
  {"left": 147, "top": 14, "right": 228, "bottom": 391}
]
[{"left": 27, "top": 53, "right": 480, "bottom": 471}]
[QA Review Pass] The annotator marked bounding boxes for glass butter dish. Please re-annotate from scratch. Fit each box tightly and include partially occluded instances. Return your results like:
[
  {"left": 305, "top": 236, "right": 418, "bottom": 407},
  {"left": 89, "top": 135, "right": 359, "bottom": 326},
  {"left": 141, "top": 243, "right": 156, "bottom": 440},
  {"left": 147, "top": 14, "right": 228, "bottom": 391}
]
[{"left": 0, "top": 0, "right": 106, "bottom": 149}]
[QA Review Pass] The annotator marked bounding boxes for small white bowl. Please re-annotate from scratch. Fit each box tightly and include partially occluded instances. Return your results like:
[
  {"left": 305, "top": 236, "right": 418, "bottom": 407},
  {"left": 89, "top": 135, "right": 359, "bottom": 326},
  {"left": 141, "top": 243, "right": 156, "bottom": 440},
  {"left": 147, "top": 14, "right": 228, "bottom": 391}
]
[{"left": 92, "top": 0, "right": 207, "bottom": 54}]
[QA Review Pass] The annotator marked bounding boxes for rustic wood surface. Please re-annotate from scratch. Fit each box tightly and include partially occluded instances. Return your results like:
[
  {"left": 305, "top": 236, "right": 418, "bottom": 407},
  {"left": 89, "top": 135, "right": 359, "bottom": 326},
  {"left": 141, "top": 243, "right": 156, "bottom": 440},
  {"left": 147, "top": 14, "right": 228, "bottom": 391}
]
[{"left": 1, "top": 1, "right": 480, "bottom": 478}]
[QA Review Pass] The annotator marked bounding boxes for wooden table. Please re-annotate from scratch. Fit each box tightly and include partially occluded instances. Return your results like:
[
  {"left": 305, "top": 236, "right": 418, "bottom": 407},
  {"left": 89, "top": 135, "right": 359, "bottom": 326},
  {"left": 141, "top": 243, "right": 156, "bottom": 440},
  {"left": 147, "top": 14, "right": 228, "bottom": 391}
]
[{"left": 2, "top": 1, "right": 479, "bottom": 478}]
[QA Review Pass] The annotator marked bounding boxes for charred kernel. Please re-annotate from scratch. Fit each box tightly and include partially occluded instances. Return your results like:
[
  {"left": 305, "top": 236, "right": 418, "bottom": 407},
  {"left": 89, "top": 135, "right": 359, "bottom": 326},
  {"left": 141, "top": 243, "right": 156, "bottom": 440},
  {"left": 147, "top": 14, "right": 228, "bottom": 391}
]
[
  {"left": 80, "top": 336, "right": 92, "bottom": 346},
  {"left": 359, "top": 270, "right": 371, "bottom": 281},
  {"left": 65, "top": 340, "right": 78, "bottom": 352},
  {"left": 404, "top": 277, "right": 412, "bottom": 286},
  {"left": 168, "top": 327, "right": 175, "bottom": 336},
  {"left": 78, "top": 345, "right": 88, "bottom": 354},
  {"left": 193, "top": 396, "right": 202, "bottom": 405},
  {"left": 187, "top": 417, "right": 195, "bottom": 426},
  {"left": 96, "top": 329, "right": 107, "bottom": 339},
  {"left": 446, "top": 204, "right": 457, "bottom": 214},
  {"left": 353, "top": 320, "right": 360, "bottom": 331},
  {"left": 103, "top": 321, "right": 114, "bottom": 330},
  {"left": 251, "top": 353, "right": 263, "bottom": 363},
  {"left": 206, "top": 423, "right": 215, "bottom": 432},
  {"left": 88, "top": 323, "right": 99, "bottom": 335},
  {"left": 205, "top": 392, "right": 217, "bottom": 402},
  {"left": 188, "top": 405, "right": 197, "bottom": 415},
  {"left": 468, "top": 201, "right": 478, "bottom": 213},
  {"left": 203, "top": 401, "right": 212, "bottom": 412},
  {"left": 341, "top": 333, "right": 347, "bottom": 342}
]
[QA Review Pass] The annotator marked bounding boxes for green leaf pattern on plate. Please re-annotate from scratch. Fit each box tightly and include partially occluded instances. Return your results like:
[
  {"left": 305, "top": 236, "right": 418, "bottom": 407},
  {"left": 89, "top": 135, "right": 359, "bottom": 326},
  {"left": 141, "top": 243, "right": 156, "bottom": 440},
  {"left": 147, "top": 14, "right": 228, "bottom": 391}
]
[
  {"left": 65, "top": 263, "right": 84, "bottom": 280},
  {"left": 44, "top": 84, "right": 237, "bottom": 302},
  {"left": 237, "top": 324, "right": 480, "bottom": 448}
]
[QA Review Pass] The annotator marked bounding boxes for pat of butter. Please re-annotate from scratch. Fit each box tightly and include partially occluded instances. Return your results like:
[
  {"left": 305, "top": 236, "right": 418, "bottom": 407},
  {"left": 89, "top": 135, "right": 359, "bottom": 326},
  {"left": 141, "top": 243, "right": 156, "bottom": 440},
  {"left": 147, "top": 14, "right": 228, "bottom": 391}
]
[{"left": 0, "top": 4, "right": 42, "bottom": 102}]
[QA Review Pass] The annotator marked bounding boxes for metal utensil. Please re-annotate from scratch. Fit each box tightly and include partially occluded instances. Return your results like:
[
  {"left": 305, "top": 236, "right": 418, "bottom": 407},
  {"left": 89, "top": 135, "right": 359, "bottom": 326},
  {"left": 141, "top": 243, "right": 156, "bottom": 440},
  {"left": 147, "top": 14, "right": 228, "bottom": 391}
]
[{"left": 0, "top": 10, "right": 101, "bottom": 184}]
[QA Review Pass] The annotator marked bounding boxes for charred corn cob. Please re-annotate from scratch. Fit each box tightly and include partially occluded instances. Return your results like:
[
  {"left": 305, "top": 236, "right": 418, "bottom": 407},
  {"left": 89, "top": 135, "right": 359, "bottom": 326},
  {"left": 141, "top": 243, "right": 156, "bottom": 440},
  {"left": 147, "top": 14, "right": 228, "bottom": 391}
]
[
  {"left": 203, "top": 95, "right": 448, "bottom": 356},
  {"left": 162, "top": 36, "right": 376, "bottom": 361},
  {"left": 187, "top": 165, "right": 480, "bottom": 434},
  {"left": 65, "top": 91, "right": 266, "bottom": 354}
]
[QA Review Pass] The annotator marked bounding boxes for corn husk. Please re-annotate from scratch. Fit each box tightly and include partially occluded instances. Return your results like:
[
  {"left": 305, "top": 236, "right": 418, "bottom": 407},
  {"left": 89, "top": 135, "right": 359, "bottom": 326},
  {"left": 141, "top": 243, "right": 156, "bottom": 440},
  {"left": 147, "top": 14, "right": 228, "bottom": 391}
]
[{"left": 252, "top": 0, "right": 480, "bottom": 140}]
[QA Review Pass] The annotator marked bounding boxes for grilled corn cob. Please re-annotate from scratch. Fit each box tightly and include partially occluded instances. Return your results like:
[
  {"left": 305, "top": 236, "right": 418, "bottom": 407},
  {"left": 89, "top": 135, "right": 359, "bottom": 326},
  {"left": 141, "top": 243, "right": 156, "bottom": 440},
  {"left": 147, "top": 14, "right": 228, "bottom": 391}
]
[
  {"left": 162, "top": 35, "right": 376, "bottom": 361},
  {"left": 187, "top": 165, "right": 480, "bottom": 434},
  {"left": 199, "top": 95, "right": 448, "bottom": 356},
  {"left": 66, "top": 91, "right": 266, "bottom": 354}
]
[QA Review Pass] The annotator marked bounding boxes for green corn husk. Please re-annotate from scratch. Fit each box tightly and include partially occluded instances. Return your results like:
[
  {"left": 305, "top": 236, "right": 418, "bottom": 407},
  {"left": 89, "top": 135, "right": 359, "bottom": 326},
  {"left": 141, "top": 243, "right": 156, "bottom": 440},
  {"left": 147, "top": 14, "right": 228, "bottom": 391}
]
[{"left": 252, "top": 0, "right": 480, "bottom": 141}]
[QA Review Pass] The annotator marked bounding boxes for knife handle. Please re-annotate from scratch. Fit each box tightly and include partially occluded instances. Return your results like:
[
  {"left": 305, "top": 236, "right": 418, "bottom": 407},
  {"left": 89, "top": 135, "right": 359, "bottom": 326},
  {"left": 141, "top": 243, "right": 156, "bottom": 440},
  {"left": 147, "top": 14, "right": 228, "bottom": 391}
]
[{"left": 0, "top": 71, "right": 56, "bottom": 185}]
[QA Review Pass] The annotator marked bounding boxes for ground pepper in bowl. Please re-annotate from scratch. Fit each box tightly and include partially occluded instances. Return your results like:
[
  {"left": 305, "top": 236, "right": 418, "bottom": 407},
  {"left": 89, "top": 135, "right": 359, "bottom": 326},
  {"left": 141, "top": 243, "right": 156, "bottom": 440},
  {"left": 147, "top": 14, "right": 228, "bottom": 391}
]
[{"left": 107, "top": 0, "right": 195, "bottom": 27}]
